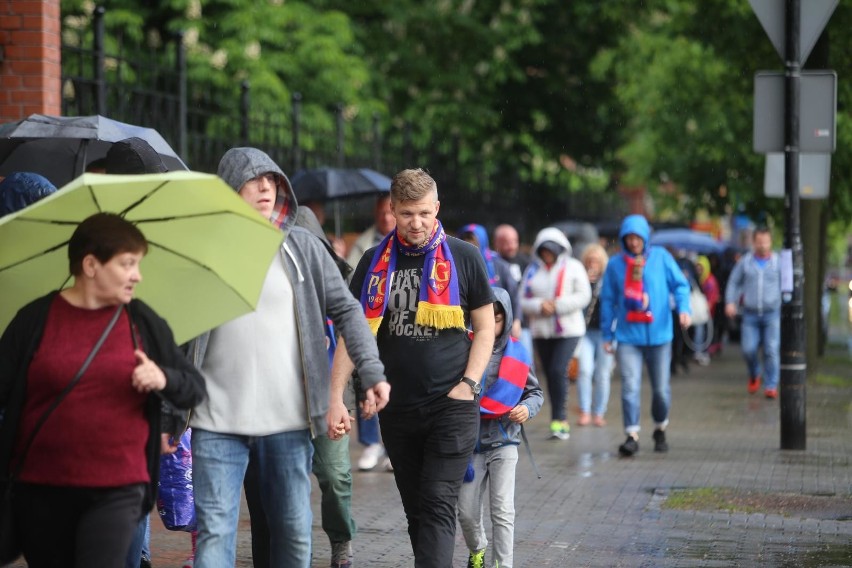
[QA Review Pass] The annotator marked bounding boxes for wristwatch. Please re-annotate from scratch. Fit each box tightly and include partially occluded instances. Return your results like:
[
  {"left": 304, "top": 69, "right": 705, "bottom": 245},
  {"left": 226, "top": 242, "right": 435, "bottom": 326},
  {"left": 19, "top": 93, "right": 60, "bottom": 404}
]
[{"left": 459, "top": 376, "right": 482, "bottom": 397}]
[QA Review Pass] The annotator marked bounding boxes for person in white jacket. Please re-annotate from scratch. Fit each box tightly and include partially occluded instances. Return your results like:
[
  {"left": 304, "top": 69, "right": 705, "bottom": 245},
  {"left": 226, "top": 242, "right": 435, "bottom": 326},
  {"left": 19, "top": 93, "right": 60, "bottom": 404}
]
[{"left": 521, "top": 227, "right": 591, "bottom": 440}]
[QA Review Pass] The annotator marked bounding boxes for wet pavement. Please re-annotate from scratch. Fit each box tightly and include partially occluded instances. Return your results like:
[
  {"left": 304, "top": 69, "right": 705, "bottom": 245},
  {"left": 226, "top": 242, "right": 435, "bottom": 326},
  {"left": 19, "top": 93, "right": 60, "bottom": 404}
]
[{"left": 19, "top": 341, "right": 850, "bottom": 567}]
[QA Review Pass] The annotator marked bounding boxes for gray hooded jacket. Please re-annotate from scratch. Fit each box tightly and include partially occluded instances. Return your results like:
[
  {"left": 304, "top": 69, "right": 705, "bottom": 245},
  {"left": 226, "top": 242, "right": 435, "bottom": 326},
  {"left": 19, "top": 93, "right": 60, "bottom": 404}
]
[
  {"left": 187, "top": 148, "right": 385, "bottom": 436},
  {"left": 477, "top": 287, "right": 543, "bottom": 451}
]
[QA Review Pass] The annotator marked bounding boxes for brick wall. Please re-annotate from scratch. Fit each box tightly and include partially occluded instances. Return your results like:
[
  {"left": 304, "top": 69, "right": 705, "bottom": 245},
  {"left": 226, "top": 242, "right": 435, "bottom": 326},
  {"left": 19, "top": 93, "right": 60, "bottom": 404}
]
[{"left": 0, "top": 0, "right": 62, "bottom": 122}]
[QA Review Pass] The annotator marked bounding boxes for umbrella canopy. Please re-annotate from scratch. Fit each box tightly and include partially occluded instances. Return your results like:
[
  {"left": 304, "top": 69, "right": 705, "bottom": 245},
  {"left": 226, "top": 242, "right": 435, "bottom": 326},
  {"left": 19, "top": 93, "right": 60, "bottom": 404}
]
[
  {"left": 0, "top": 114, "right": 188, "bottom": 188},
  {"left": 290, "top": 167, "right": 391, "bottom": 203},
  {"left": 649, "top": 228, "right": 725, "bottom": 254},
  {"left": 0, "top": 171, "right": 283, "bottom": 344}
]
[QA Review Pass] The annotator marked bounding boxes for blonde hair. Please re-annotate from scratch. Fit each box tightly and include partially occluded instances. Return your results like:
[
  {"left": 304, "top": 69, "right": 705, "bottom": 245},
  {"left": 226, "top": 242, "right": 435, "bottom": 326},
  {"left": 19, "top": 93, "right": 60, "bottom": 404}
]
[
  {"left": 391, "top": 168, "right": 438, "bottom": 203},
  {"left": 581, "top": 242, "right": 609, "bottom": 269}
]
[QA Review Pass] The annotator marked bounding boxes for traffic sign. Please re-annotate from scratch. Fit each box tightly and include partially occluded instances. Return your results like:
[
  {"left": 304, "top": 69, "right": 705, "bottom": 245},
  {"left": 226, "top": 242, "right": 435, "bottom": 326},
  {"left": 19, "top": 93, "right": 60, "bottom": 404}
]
[
  {"left": 749, "top": 0, "right": 838, "bottom": 65},
  {"left": 753, "top": 70, "right": 836, "bottom": 153},
  {"left": 764, "top": 153, "right": 830, "bottom": 199}
]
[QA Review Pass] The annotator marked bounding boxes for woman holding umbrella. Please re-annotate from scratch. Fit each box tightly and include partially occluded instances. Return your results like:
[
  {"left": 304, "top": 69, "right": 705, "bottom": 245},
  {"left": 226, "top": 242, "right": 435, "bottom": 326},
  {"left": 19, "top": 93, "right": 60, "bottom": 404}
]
[{"left": 0, "top": 212, "right": 206, "bottom": 567}]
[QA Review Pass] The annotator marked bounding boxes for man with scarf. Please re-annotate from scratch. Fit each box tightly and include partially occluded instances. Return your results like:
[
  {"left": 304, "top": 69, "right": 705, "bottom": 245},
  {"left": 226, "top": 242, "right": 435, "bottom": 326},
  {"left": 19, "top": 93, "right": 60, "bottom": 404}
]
[
  {"left": 600, "top": 215, "right": 691, "bottom": 457},
  {"left": 327, "top": 168, "right": 496, "bottom": 568}
]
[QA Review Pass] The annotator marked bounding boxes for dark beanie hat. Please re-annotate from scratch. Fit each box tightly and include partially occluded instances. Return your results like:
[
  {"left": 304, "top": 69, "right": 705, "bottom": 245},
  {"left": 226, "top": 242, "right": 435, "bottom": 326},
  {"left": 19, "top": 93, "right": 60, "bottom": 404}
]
[
  {"left": 105, "top": 137, "right": 168, "bottom": 174},
  {"left": 537, "top": 240, "right": 564, "bottom": 257}
]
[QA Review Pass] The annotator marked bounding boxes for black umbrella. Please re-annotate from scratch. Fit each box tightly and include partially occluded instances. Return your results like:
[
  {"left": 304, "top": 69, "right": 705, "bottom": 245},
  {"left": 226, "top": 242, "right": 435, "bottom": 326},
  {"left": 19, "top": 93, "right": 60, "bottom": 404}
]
[
  {"left": 290, "top": 167, "right": 392, "bottom": 237},
  {"left": 0, "top": 114, "right": 187, "bottom": 187},
  {"left": 290, "top": 167, "right": 391, "bottom": 202}
]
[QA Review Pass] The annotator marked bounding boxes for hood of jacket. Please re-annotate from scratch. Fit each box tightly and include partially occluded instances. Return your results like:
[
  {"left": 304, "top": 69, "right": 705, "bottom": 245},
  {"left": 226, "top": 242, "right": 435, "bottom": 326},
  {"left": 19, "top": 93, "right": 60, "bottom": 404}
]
[
  {"left": 491, "top": 286, "right": 513, "bottom": 354},
  {"left": 531, "top": 227, "right": 573, "bottom": 262},
  {"left": 217, "top": 147, "right": 298, "bottom": 237},
  {"left": 618, "top": 214, "right": 651, "bottom": 255},
  {"left": 0, "top": 172, "right": 56, "bottom": 217},
  {"left": 459, "top": 223, "right": 492, "bottom": 255}
]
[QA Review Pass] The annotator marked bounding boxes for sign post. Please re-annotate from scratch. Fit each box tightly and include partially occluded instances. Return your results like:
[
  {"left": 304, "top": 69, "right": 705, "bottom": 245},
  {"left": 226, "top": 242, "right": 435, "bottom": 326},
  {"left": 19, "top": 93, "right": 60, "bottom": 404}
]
[{"left": 750, "top": 0, "right": 838, "bottom": 450}]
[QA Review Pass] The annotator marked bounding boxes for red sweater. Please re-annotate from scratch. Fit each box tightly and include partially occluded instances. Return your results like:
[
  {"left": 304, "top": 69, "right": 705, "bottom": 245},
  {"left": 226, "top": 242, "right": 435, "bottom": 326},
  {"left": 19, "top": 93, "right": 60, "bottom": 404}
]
[{"left": 13, "top": 295, "right": 149, "bottom": 487}]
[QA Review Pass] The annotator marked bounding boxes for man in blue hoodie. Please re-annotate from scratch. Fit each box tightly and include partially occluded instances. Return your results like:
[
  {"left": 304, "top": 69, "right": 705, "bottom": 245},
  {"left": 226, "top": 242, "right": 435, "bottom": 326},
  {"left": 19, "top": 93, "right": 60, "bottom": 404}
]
[{"left": 600, "top": 215, "right": 691, "bottom": 456}]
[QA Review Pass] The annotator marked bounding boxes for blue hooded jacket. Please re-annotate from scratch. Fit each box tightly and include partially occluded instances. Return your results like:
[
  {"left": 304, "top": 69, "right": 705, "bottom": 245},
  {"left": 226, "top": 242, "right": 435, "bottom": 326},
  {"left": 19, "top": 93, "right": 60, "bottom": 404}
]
[{"left": 599, "top": 215, "right": 690, "bottom": 346}]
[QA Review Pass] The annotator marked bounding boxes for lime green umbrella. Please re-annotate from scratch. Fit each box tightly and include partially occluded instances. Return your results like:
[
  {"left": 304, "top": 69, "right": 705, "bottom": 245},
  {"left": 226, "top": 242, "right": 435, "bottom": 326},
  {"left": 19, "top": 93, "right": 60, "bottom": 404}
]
[{"left": 0, "top": 171, "right": 283, "bottom": 344}]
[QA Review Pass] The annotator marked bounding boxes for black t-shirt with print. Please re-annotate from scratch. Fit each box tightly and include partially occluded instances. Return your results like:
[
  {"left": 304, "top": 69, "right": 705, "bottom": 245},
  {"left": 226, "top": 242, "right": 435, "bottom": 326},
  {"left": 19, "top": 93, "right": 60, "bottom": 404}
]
[{"left": 350, "top": 236, "right": 495, "bottom": 411}]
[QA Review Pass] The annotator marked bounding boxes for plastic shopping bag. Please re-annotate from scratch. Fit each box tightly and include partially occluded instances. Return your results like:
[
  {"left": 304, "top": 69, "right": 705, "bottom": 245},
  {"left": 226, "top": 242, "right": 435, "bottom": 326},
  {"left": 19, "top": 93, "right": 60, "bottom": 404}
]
[{"left": 157, "top": 428, "right": 196, "bottom": 532}]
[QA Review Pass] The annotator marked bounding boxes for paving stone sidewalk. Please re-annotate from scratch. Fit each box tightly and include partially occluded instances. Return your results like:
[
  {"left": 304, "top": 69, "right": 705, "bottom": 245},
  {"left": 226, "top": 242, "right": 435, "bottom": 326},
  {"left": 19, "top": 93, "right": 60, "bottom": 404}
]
[{"left": 139, "top": 343, "right": 850, "bottom": 567}]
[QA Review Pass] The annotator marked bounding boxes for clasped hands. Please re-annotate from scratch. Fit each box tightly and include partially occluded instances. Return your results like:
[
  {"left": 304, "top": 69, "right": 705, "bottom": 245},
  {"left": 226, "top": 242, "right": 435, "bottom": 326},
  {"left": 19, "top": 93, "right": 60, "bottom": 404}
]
[{"left": 326, "top": 382, "right": 390, "bottom": 440}]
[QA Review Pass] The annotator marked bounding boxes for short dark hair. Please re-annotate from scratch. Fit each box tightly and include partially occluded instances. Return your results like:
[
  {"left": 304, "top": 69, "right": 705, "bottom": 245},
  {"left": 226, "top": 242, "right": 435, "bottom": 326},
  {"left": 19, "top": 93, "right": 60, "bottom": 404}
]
[
  {"left": 753, "top": 226, "right": 771, "bottom": 239},
  {"left": 68, "top": 212, "right": 148, "bottom": 276}
]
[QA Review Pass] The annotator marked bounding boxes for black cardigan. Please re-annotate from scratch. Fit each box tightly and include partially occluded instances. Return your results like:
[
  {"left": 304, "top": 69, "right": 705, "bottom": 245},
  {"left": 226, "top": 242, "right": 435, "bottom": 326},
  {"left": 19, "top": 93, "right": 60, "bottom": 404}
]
[{"left": 0, "top": 292, "right": 206, "bottom": 513}]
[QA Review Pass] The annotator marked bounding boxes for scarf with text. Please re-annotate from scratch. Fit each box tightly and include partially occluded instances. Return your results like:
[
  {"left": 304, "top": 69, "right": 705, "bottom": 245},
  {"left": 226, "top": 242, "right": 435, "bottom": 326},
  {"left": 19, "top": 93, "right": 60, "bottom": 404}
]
[{"left": 360, "top": 220, "right": 464, "bottom": 334}]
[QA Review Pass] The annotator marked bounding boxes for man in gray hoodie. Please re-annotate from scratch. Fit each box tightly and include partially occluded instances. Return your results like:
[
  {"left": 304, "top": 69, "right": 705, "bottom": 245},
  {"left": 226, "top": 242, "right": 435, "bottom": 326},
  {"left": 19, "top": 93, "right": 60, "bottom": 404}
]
[{"left": 187, "top": 148, "right": 386, "bottom": 568}]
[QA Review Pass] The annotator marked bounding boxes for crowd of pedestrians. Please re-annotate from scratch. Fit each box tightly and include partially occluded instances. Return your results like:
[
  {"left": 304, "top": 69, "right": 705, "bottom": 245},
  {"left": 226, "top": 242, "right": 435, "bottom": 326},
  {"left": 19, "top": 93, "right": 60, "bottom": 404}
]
[{"left": 0, "top": 143, "right": 782, "bottom": 568}]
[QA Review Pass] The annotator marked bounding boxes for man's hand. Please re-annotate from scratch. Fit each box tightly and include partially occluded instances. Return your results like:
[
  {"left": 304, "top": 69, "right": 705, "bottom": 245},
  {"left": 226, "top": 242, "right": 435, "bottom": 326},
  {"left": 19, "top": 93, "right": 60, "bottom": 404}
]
[
  {"left": 360, "top": 382, "right": 391, "bottom": 418},
  {"left": 507, "top": 404, "right": 530, "bottom": 423},
  {"left": 679, "top": 312, "right": 692, "bottom": 329},
  {"left": 325, "top": 400, "right": 353, "bottom": 441},
  {"left": 724, "top": 302, "right": 738, "bottom": 319},
  {"left": 540, "top": 300, "right": 556, "bottom": 316},
  {"left": 603, "top": 341, "right": 615, "bottom": 354},
  {"left": 447, "top": 380, "right": 476, "bottom": 401}
]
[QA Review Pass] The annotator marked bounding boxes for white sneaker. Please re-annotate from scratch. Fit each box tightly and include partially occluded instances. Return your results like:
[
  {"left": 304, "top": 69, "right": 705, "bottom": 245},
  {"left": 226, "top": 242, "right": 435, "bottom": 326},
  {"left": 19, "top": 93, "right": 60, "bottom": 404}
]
[
  {"left": 382, "top": 456, "right": 394, "bottom": 472},
  {"left": 357, "top": 443, "right": 385, "bottom": 470}
]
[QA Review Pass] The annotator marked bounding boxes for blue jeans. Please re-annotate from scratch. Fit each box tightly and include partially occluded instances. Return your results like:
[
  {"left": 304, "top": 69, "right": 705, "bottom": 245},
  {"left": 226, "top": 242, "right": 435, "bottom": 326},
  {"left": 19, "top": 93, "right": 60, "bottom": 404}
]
[
  {"left": 357, "top": 413, "right": 381, "bottom": 446},
  {"left": 125, "top": 513, "right": 150, "bottom": 567},
  {"left": 616, "top": 342, "right": 672, "bottom": 435},
  {"left": 192, "top": 428, "right": 313, "bottom": 568},
  {"left": 740, "top": 309, "right": 781, "bottom": 390},
  {"left": 576, "top": 330, "right": 614, "bottom": 417}
]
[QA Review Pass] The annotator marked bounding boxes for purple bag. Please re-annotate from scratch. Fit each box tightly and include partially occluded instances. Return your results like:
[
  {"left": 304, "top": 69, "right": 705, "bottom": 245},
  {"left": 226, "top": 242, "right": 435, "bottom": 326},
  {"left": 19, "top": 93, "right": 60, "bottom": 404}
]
[{"left": 157, "top": 428, "right": 196, "bottom": 532}]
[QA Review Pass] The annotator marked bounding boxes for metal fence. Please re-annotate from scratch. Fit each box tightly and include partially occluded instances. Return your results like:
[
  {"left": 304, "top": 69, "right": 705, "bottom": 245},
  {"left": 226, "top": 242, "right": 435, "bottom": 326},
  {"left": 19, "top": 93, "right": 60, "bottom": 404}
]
[{"left": 58, "top": 7, "right": 625, "bottom": 237}]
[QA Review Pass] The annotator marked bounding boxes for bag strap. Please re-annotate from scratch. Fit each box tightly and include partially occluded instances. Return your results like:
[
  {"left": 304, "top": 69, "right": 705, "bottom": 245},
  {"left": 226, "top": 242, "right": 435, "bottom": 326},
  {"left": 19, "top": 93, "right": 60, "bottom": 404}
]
[{"left": 8, "top": 304, "right": 124, "bottom": 480}]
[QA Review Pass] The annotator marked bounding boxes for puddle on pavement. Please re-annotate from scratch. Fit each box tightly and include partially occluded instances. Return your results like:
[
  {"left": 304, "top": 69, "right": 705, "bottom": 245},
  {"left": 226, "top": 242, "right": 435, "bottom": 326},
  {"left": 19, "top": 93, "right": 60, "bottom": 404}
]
[{"left": 571, "top": 452, "right": 613, "bottom": 477}]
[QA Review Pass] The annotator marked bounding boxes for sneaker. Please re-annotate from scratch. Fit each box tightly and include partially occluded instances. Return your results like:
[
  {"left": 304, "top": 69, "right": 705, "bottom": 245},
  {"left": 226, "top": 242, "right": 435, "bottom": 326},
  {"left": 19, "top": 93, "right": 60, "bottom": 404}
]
[
  {"left": 382, "top": 456, "right": 394, "bottom": 472},
  {"left": 331, "top": 541, "right": 353, "bottom": 568},
  {"left": 577, "top": 412, "right": 591, "bottom": 426},
  {"left": 357, "top": 443, "right": 385, "bottom": 471},
  {"left": 653, "top": 429, "right": 668, "bottom": 453},
  {"left": 592, "top": 415, "right": 607, "bottom": 427},
  {"left": 618, "top": 435, "right": 639, "bottom": 457},
  {"left": 748, "top": 376, "right": 761, "bottom": 394},
  {"left": 549, "top": 420, "right": 570, "bottom": 440},
  {"left": 764, "top": 388, "right": 778, "bottom": 399},
  {"left": 141, "top": 556, "right": 153, "bottom": 568},
  {"left": 467, "top": 548, "right": 486, "bottom": 568},
  {"left": 693, "top": 352, "right": 710, "bottom": 366}
]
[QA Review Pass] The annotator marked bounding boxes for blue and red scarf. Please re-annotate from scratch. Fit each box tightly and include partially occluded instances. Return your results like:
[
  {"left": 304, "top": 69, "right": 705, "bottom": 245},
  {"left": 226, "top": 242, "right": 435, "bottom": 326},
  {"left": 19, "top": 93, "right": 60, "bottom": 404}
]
[
  {"left": 479, "top": 337, "right": 531, "bottom": 418},
  {"left": 359, "top": 220, "right": 464, "bottom": 334}
]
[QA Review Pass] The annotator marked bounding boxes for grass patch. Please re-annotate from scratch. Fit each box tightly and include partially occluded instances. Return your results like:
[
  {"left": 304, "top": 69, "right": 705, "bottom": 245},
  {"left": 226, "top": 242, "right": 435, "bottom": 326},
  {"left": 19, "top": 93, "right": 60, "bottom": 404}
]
[
  {"left": 663, "top": 488, "right": 760, "bottom": 514},
  {"left": 662, "top": 488, "right": 852, "bottom": 520},
  {"left": 813, "top": 373, "right": 852, "bottom": 388}
]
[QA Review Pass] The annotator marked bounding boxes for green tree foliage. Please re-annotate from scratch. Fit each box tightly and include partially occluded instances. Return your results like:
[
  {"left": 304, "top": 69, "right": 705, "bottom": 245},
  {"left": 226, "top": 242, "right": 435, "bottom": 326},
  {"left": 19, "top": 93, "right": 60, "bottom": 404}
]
[{"left": 58, "top": 1, "right": 849, "bottom": 228}]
